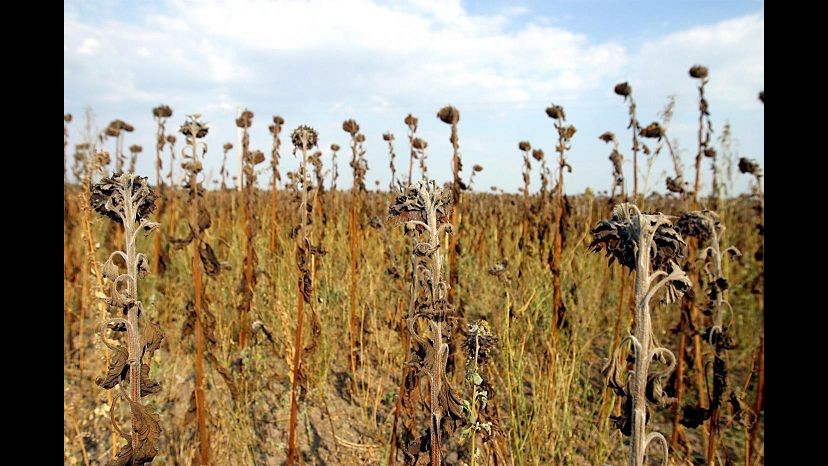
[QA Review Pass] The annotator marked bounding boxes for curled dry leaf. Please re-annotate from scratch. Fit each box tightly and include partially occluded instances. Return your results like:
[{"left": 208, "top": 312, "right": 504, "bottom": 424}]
[
  {"left": 107, "top": 396, "right": 161, "bottom": 466},
  {"left": 96, "top": 342, "right": 128, "bottom": 389},
  {"left": 200, "top": 242, "right": 222, "bottom": 277}
]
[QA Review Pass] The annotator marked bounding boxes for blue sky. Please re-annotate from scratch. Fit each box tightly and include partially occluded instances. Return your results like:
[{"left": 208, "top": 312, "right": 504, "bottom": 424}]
[{"left": 64, "top": 0, "right": 764, "bottom": 195}]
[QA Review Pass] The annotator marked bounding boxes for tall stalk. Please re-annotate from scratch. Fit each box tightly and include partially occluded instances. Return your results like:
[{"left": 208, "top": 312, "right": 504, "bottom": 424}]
[
  {"left": 546, "top": 104, "right": 575, "bottom": 334},
  {"left": 405, "top": 114, "right": 418, "bottom": 185},
  {"left": 269, "top": 116, "right": 284, "bottom": 253},
  {"left": 151, "top": 105, "right": 172, "bottom": 274},
  {"left": 343, "top": 119, "right": 367, "bottom": 377},
  {"left": 92, "top": 172, "right": 163, "bottom": 466},
  {"left": 384, "top": 131, "right": 398, "bottom": 191},
  {"left": 738, "top": 157, "right": 763, "bottom": 462},
  {"left": 592, "top": 203, "right": 691, "bottom": 466},
  {"left": 613, "top": 83, "right": 640, "bottom": 202},
  {"left": 390, "top": 180, "right": 464, "bottom": 466},
  {"left": 179, "top": 114, "right": 211, "bottom": 465},
  {"left": 688, "top": 65, "right": 715, "bottom": 449},
  {"left": 286, "top": 125, "right": 319, "bottom": 465},
  {"left": 437, "top": 105, "right": 462, "bottom": 308},
  {"left": 236, "top": 109, "right": 255, "bottom": 350}
]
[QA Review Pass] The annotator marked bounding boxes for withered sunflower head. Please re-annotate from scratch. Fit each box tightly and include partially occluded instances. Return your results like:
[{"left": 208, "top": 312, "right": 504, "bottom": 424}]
[
  {"left": 180, "top": 115, "right": 209, "bottom": 138},
  {"left": 704, "top": 148, "right": 717, "bottom": 158},
  {"left": 330, "top": 143, "right": 340, "bottom": 152},
  {"left": 356, "top": 133, "right": 366, "bottom": 143},
  {"left": 235, "top": 109, "right": 254, "bottom": 128},
  {"left": 639, "top": 122, "right": 664, "bottom": 139},
  {"left": 412, "top": 137, "right": 428, "bottom": 150},
  {"left": 223, "top": 142, "right": 233, "bottom": 152},
  {"left": 64, "top": 113, "right": 73, "bottom": 123},
  {"left": 518, "top": 141, "right": 531, "bottom": 152},
  {"left": 166, "top": 135, "right": 176, "bottom": 145},
  {"left": 437, "top": 105, "right": 460, "bottom": 125},
  {"left": 689, "top": 64, "right": 709, "bottom": 79},
  {"left": 91, "top": 173, "right": 158, "bottom": 224},
  {"left": 599, "top": 131, "right": 615, "bottom": 143},
  {"left": 473, "top": 164, "right": 483, "bottom": 172},
  {"left": 383, "top": 132, "right": 395, "bottom": 142},
  {"left": 152, "top": 105, "right": 173, "bottom": 118},
  {"left": 249, "top": 150, "right": 265, "bottom": 165},
  {"left": 404, "top": 113, "right": 418, "bottom": 129},
  {"left": 665, "top": 176, "right": 685, "bottom": 194},
  {"left": 545, "top": 104, "right": 565, "bottom": 120},
  {"left": 532, "top": 149, "right": 544, "bottom": 161},
  {"left": 342, "top": 119, "right": 360, "bottom": 136},
  {"left": 758, "top": 91, "right": 764, "bottom": 104},
  {"left": 614, "top": 82, "right": 632, "bottom": 97},
  {"left": 273, "top": 115, "right": 285, "bottom": 125},
  {"left": 676, "top": 210, "right": 719, "bottom": 243},
  {"left": 590, "top": 203, "right": 687, "bottom": 272},
  {"left": 291, "top": 125, "right": 319, "bottom": 149},
  {"left": 738, "top": 158, "right": 761, "bottom": 176},
  {"left": 129, "top": 144, "right": 143, "bottom": 154}
]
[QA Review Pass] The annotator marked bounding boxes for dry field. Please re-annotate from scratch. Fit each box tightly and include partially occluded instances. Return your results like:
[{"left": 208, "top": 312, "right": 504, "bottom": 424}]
[{"left": 63, "top": 70, "right": 764, "bottom": 465}]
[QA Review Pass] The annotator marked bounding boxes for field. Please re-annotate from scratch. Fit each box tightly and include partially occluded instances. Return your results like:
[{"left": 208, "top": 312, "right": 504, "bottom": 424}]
[{"left": 63, "top": 89, "right": 764, "bottom": 465}]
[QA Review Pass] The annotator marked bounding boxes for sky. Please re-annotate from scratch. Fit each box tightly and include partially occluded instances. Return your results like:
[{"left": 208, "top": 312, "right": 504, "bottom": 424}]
[{"left": 64, "top": 0, "right": 764, "bottom": 195}]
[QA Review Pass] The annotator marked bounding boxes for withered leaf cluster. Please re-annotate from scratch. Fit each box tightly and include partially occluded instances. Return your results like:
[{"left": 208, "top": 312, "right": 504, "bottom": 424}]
[{"left": 91, "top": 173, "right": 158, "bottom": 224}]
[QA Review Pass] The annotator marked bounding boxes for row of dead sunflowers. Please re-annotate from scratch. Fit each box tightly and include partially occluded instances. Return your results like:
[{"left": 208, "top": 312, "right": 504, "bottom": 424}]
[{"left": 62, "top": 64, "right": 763, "bottom": 465}]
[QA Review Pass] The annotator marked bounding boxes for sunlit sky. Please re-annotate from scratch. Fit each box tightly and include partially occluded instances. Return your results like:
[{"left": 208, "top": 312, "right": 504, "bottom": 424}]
[{"left": 64, "top": 0, "right": 764, "bottom": 195}]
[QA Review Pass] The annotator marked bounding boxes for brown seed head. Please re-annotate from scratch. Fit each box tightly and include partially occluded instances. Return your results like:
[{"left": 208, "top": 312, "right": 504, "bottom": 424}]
[
  {"left": 639, "top": 122, "right": 664, "bottom": 139},
  {"left": 291, "top": 125, "right": 319, "bottom": 149},
  {"left": 412, "top": 137, "right": 428, "bottom": 150},
  {"left": 223, "top": 142, "right": 233, "bottom": 151},
  {"left": 236, "top": 109, "right": 254, "bottom": 128},
  {"left": 166, "top": 135, "right": 176, "bottom": 145},
  {"left": 689, "top": 64, "right": 709, "bottom": 79},
  {"left": 545, "top": 104, "right": 565, "bottom": 119},
  {"left": 473, "top": 164, "right": 483, "bottom": 172},
  {"left": 704, "top": 148, "right": 717, "bottom": 158},
  {"left": 404, "top": 113, "right": 418, "bottom": 129},
  {"left": 342, "top": 119, "right": 360, "bottom": 135},
  {"left": 330, "top": 144, "right": 340, "bottom": 152},
  {"left": 383, "top": 132, "right": 395, "bottom": 141},
  {"left": 250, "top": 150, "right": 265, "bottom": 165},
  {"left": 64, "top": 113, "right": 73, "bottom": 123},
  {"left": 532, "top": 149, "right": 544, "bottom": 161},
  {"left": 179, "top": 115, "right": 209, "bottom": 138},
  {"left": 129, "top": 144, "right": 143, "bottom": 153},
  {"left": 437, "top": 105, "right": 460, "bottom": 125},
  {"left": 599, "top": 131, "right": 616, "bottom": 143},
  {"left": 152, "top": 105, "right": 173, "bottom": 118},
  {"left": 758, "top": 91, "right": 764, "bottom": 104},
  {"left": 738, "top": 157, "right": 761, "bottom": 176},
  {"left": 614, "top": 82, "right": 632, "bottom": 97},
  {"left": 356, "top": 133, "right": 366, "bottom": 143},
  {"left": 518, "top": 141, "right": 531, "bottom": 152}
]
